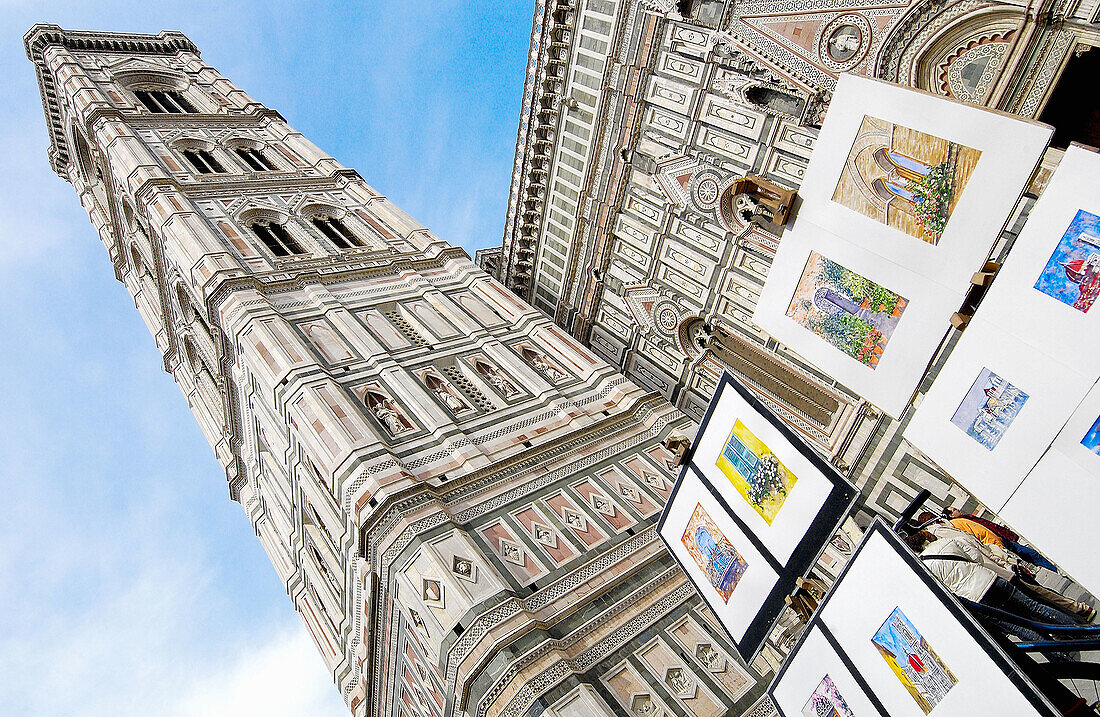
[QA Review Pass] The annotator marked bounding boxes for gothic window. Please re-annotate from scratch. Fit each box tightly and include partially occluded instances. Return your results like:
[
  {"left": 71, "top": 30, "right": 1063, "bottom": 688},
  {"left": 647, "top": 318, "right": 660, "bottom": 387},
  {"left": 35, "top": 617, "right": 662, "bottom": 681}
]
[
  {"left": 235, "top": 147, "right": 277, "bottom": 171},
  {"left": 250, "top": 221, "right": 305, "bottom": 257},
  {"left": 304, "top": 322, "right": 354, "bottom": 364},
  {"left": 130, "top": 244, "right": 150, "bottom": 278},
  {"left": 180, "top": 149, "right": 225, "bottom": 174},
  {"left": 311, "top": 216, "right": 365, "bottom": 249},
  {"left": 133, "top": 89, "right": 197, "bottom": 113}
]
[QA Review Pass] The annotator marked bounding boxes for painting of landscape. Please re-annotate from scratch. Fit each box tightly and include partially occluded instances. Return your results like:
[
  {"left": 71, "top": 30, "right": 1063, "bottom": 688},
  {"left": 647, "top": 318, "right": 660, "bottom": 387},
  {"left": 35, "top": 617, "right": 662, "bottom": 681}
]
[
  {"left": 787, "top": 251, "right": 908, "bottom": 369},
  {"left": 832, "top": 115, "right": 981, "bottom": 244},
  {"left": 1034, "top": 209, "right": 1100, "bottom": 313}
]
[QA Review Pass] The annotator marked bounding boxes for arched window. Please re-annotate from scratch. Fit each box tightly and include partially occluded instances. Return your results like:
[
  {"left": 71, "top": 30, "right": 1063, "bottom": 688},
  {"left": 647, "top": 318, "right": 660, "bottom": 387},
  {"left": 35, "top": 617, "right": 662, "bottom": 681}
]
[
  {"left": 235, "top": 147, "right": 276, "bottom": 171},
  {"left": 130, "top": 244, "right": 149, "bottom": 278},
  {"left": 311, "top": 216, "right": 364, "bottom": 249},
  {"left": 181, "top": 148, "right": 225, "bottom": 174},
  {"left": 133, "top": 89, "right": 197, "bottom": 113},
  {"left": 250, "top": 221, "right": 304, "bottom": 257}
]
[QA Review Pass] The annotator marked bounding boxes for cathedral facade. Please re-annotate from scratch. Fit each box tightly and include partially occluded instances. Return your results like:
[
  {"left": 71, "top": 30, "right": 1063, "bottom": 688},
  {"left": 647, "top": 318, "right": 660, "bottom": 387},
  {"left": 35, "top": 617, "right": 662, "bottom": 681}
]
[
  {"left": 483, "top": 0, "right": 1099, "bottom": 521},
  {"left": 27, "top": 23, "right": 785, "bottom": 717}
]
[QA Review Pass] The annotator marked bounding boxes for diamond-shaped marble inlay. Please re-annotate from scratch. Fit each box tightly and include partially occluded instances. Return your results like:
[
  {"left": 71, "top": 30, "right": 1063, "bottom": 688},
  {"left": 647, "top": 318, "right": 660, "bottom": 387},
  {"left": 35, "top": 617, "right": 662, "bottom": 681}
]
[
  {"left": 421, "top": 578, "right": 444, "bottom": 607},
  {"left": 695, "top": 642, "right": 727, "bottom": 673},
  {"left": 452, "top": 555, "right": 477, "bottom": 583},
  {"left": 590, "top": 493, "right": 616, "bottom": 517},
  {"left": 663, "top": 666, "right": 696, "bottom": 699},
  {"left": 562, "top": 506, "right": 587, "bottom": 531},
  {"left": 531, "top": 521, "right": 557, "bottom": 548},
  {"left": 499, "top": 537, "right": 525, "bottom": 566}
]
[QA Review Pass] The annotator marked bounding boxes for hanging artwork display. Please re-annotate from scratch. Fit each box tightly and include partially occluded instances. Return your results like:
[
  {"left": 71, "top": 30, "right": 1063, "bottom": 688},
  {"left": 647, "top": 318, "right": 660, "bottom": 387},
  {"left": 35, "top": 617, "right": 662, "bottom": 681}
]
[
  {"left": 832, "top": 116, "right": 981, "bottom": 245},
  {"left": 716, "top": 420, "right": 798, "bottom": 524},
  {"left": 790, "top": 73, "right": 1051, "bottom": 293},
  {"left": 659, "top": 373, "right": 856, "bottom": 660},
  {"left": 1001, "top": 379, "right": 1100, "bottom": 597},
  {"left": 681, "top": 502, "right": 750, "bottom": 603},
  {"left": 769, "top": 519, "right": 1061, "bottom": 717},
  {"left": 962, "top": 145, "right": 1100, "bottom": 359},
  {"left": 753, "top": 221, "right": 962, "bottom": 418},
  {"left": 1033, "top": 209, "right": 1100, "bottom": 312},
  {"left": 904, "top": 319, "right": 1092, "bottom": 512}
]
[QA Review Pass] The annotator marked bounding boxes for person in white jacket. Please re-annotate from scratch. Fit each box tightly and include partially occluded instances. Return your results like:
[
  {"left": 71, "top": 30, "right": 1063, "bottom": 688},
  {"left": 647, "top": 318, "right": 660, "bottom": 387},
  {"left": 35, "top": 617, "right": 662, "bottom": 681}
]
[
  {"left": 907, "top": 530, "right": 1078, "bottom": 654},
  {"left": 922, "top": 521, "right": 1096, "bottom": 622}
]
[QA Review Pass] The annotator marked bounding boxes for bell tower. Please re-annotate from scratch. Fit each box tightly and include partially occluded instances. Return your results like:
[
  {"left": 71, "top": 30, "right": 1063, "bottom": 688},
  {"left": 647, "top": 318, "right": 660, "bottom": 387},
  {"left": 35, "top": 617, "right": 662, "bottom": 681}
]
[{"left": 27, "top": 24, "right": 771, "bottom": 717}]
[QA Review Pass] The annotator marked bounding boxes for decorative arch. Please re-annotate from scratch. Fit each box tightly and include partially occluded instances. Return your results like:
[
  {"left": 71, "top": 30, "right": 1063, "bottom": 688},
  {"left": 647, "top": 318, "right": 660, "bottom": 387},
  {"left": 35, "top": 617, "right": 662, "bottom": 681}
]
[
  {"left": 110, "top": 64, "right": 190, "bottom": 93},
  {"left": 168, "top": 135, "right": 216, "bottom": 153}
]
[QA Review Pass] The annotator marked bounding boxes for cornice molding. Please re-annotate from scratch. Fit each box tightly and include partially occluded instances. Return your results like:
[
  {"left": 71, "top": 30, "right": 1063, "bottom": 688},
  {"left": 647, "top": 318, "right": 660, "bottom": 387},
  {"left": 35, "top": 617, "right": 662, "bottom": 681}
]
[{"left": 24, "top": 24, "right": 200, "bottom": 177}]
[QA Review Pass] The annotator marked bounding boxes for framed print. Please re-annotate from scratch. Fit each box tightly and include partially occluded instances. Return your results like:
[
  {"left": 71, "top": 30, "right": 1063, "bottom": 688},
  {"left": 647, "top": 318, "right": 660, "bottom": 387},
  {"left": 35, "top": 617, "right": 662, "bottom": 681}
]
[
  {"left": 753, "top": 220, "right": 963, "bottom": 418},
  {"left": 794, "top": 73, "right": 1052, "bottom": 293},
  {"left": 769, "top": 519, "right": 1061, "bottom": 717},
  {"left": 904, "top": 319, "right": 1093, "bottom": 512},
  {"left": 659, "top": 373, "right": 857, "bottom": 660},
  {"left": 659, "top": 469, "right": 782, "bottom": 651},
  {"left": 687, "top": 374, "right": 857, "bottom": 566}
]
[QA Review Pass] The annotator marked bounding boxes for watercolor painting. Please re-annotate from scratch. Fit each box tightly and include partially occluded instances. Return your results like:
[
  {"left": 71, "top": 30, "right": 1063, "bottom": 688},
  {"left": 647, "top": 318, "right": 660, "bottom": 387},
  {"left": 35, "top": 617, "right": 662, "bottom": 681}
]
[
  {"left": 1082, "top": 415, "right": 1100, "bottom": 455},
  {"left": 716, "top": 419, "right": 798, "bottom": 525},
  {"left": 950, "top": 367, "right": 1029, "bottom": 451},
  {"left": 872, "top": 607, "right": 957, "bottom": 714},
  {"left": 787, "top": 251, "right": 908, "bottom": 368},
  {"left": 681, "top": 503, "right": 749, "bottom": 603},
  {"left": 1034, "top": 209, "right": 1100, "bottom": 313},
  {"left": 802, "top": 674, "right": 856, "bottom": 717},
  {"left": 832, "top": 115, "right": 981, "bottom": 244}
]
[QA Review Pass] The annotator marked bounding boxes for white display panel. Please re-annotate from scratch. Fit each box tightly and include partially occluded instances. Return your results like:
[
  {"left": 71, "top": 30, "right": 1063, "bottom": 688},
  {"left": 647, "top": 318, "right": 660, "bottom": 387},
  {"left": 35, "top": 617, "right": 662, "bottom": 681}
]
[
  {"left": 770, "top": 520, "right": 1059, "bottom": 717},
  {"left": 796, "top": 73, "right": 1052, "bottom": 292},
  {"left": 1001, "top": 379, "right": 1100, "bottom": 595},
  {"left": 771, "top": 627, "right": 881, "bottom": 717},
  {"left": 822, "top": 527, "right": 1055, "bottom": 716},
  {"left": 753, "top": 219, "right": 962, "bottom": 418},
  {"left": 659, "top": 469, "right": 780, "bottom": 642},
  {"left": 977, "top": 145, "right": 1100, "bottom": 360},
  {"left": 691, "top": 370, "right": 844, "bottom": 563},
  {"left": 904, "top": 319, "right": 1093, "bottom": 511}
]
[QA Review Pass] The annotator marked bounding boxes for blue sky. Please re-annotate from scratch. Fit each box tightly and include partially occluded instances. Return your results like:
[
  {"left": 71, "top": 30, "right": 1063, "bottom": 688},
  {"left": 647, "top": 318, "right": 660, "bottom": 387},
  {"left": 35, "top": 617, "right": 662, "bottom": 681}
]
[{"left": 0, "top": 2, "right": 528, "bottom": 714}]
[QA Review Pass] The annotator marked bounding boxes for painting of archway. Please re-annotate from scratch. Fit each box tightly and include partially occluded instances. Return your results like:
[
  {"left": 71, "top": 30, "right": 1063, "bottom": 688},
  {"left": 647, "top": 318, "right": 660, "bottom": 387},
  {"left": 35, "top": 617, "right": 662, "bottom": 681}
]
[{"left": 831, "top": 115, "right": 981, "bottom": 244}]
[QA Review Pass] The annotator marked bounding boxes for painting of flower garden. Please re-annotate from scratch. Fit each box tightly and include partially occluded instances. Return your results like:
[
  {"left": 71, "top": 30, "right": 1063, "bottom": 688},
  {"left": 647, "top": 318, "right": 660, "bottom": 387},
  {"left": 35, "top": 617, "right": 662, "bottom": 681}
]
[
  {"left": 786, "top": 251, "right": 908, "bottom": 369},
  {"left": 832, "top": 115, "right": 981, "bottom": 244},
  {"left": 716, "top": 419, "right": 798, "bottom": 525}
]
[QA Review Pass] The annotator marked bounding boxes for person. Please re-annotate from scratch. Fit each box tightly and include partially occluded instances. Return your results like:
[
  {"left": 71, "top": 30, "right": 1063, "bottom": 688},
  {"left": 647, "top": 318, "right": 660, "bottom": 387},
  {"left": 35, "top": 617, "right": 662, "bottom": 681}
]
[
  {"left": 905, "top": 530, "right": 1080, "bottom": 658},
  {"left": 917, "top": 514, "right": 1095, "bottom": 623},
  {"left": 944, "top": 507, "right": 1059, "bottom": 573}
]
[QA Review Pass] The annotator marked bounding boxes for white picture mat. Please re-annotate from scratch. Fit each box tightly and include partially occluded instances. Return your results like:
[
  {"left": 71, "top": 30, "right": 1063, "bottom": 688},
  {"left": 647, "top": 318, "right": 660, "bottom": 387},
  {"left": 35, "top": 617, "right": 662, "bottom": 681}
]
[
  {"left": 660, "top": 470, "right": 781, "bottom": 642},
  {"left": 1049, "top": 377, "right": 1100, "bottom": 472},
  {"left": 771, "top": 626, "right": 881, "bottom": 717},
  {"left": 691, "top": 381, "right": 834, "bottom": 564},
  {"left": 904, "top": 318, "right": 1092, "bottom": 511},
  {"left": 753, "top": 219, "right": 962, "bottom": 418},
  {"left": 822, "top": 531, "right": 1052, "bottom": 717},
  {"left": 797, "top": 73, "right": 1052, "bottom": 291},
  {"left": 1001, "top": 449, "right": 1100, "bottom": 597},
  {"left": 977, "top": 145, "right": 1100, "bottom": 363}
]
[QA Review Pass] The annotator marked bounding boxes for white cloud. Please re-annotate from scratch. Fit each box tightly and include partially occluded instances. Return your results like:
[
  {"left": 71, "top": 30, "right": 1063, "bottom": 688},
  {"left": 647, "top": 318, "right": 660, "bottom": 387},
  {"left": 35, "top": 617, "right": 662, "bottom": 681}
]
[{"left": 175, "top": 627, "right": 348, "bottom": 717}]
